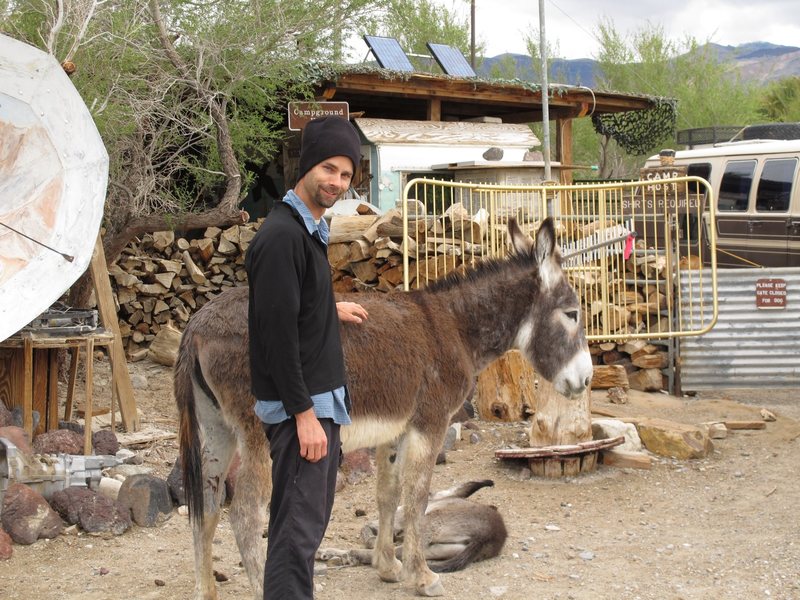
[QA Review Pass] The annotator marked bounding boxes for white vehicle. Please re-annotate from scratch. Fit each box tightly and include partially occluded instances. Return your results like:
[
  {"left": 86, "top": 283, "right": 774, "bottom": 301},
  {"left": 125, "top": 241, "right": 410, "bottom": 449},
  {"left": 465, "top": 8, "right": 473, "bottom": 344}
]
[{"left": 644, "top": 139, "right": 800, "bottom": 267}]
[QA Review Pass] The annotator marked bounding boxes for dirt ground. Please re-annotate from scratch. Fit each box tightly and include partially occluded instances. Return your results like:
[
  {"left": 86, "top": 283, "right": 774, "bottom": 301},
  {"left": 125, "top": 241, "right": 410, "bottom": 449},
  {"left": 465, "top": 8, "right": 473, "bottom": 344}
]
[{"left": 2, "top": 358, "right": 799, "bottom": 600}]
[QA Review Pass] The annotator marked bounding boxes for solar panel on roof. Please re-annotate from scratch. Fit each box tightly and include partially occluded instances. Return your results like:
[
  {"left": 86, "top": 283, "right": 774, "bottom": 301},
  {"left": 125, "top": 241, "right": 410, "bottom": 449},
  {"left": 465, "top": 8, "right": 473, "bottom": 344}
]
[
  {"left": 363, "top": 35, "right": 415, "bottom": 72},
  {"left": 426, "top": 43, "right": 476, "bottom": 77}
]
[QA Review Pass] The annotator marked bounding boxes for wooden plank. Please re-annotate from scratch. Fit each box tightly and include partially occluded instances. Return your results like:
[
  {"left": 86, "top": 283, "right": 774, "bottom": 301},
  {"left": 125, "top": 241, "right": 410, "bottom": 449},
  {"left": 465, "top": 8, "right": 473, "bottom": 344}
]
[
  {"left": 600, "top": 449, "right": 653, "bottom": 470},
  {"left": 562, "top": 456, "right": 581, "bottom": 476},
  {"left": 722, "top": 420, "right": 767, "bottom": 430},
  {"left": 64, "top": 347, "right": 79, "bottom": 422},
  {"left": 83, "top": 336, "right": 94, "bottom": 455},
  {"left": 116, "top": 429, "right": 177, "bottom": 447},
  {"left": 47, "top": 349, "right": 59, "bottom": 431},
  {"left": 22, "top": 334, "right": 33, "bottom": 438},
  {"left": 31, "top": 349, "right": 48, "bottom": 435},
  {"left": 427, "top": 97, "right": 441, "bottom": 121},
  {"left": 0, "top": 348, "right": 22, "bottom": 414},
  {"left": 581, "top": 451, "right": 597, "bottom": 473},
  {"left": 496, "top": 436, "right": 624, "bottom": 459},
  {"left": 89, "top": 235, "right": 140, "bottom": 431}
]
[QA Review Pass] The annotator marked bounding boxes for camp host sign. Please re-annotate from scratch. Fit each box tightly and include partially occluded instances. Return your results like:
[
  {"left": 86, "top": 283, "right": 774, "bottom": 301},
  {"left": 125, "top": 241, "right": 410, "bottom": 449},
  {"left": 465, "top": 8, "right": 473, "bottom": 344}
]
[
  {"left": 620, "top": 166, "right": 702, "bottom": 215},
  {"left": 287, "top": 102, "right": 349, "bottom": 131}
]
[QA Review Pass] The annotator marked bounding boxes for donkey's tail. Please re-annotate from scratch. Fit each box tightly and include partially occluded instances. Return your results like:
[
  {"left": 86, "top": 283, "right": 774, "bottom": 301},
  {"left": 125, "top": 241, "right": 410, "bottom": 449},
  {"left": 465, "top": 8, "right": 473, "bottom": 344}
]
[
  {"left": 175, "top": 334, "right": 205, "bottom": 525},
  {"left": 429, "top": 479, "right": 494, "bottom": 502},
  {"left": 427, "top": 539, "right": 488, "bottom": 573}
]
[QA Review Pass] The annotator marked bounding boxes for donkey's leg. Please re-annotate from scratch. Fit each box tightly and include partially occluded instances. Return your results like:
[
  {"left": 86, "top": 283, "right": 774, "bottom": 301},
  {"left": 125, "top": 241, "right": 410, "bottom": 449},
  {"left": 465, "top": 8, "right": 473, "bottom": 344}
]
[
  {"left": 373, "top": 442, "right": 404, "bottom": 583},
  {"left": 399, "top": 427, "right": 447, "bottom": 597},
  {"left": 228, "top": 421, "right": 271, "bottom": 600},
  {"left": 192, "top": 385, "right": 237, "bottom": 600}
]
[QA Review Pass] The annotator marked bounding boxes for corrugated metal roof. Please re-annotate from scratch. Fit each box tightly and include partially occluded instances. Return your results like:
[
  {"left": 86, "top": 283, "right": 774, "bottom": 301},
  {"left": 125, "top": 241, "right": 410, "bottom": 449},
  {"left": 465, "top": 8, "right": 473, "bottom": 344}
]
[
  {"left": 679, "top": 267, "right": 800, "bottom": 391},
  {"left": 354, "top": 118, "right": 540, "bottom": 147}
]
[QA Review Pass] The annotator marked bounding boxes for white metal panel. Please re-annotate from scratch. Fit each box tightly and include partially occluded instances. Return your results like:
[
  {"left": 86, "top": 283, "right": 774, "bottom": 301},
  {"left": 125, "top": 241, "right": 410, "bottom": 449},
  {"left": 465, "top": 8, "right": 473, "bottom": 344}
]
[
  {"left": 679, "top": 267, "right": 800, "bottom": 391},
  {"left": 355, "top": 118, "right": 539, "bottom": 148}
]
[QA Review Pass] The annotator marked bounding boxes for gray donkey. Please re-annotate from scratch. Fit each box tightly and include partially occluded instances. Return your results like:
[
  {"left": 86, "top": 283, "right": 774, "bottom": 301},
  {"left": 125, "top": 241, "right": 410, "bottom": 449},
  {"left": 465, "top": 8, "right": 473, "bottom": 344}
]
[
  {"left": 317, "top": 479, "right": 507, "bottom": 572},
  {"left": 175, "top": 217, "right": 592, "bottom": 598}
]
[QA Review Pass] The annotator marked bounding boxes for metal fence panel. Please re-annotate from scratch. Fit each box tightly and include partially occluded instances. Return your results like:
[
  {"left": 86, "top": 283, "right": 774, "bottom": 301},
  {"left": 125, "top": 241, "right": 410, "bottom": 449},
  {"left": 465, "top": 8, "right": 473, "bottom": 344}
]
[
  {"left": 678, "top": 267, "right": 800, "bottom": 391},
  {"left": 402, "top": 177, "right": 718, "bottom": 342}
]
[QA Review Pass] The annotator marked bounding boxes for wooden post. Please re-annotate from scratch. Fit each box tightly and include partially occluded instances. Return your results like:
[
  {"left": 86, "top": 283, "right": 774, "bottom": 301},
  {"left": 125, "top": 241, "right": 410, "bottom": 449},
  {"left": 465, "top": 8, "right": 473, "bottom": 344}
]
[
  {"left": 83, "top": 336, "right": 94, "bottom": 455},
  {"left": 427, "top": 98, "right": 441, "bottom": 121},
  {"left": 88, "top": 235, "right": 139, "bottom": 431},
  {"left": 64, "top": 347, "right": 79, "bottom": 421},
  {"left": 475, "top": 351, "right": 536, "bottom": 421},
  {"left": 22, "top": 333, "right": 33, "bottom": 436},
  {"left": 529, "top": 377, "right": 593, "bottom": 477},
  {"left": 47, "top": 349, "right": 59, "bottom": 430},
  {"left": 556, "top": 116, "right": 574, "bottom": 184}
]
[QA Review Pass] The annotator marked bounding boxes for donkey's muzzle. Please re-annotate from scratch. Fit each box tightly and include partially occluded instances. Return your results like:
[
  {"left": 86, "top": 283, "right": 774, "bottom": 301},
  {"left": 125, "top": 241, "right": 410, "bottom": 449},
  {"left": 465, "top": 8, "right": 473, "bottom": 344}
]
[{"left": 555, "top": 350, "right": 593, "bottom": 399}]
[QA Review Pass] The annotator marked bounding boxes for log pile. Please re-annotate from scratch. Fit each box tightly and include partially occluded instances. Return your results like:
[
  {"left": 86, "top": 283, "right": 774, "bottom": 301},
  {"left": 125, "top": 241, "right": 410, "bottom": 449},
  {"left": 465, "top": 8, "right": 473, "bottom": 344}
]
[
  {"left": 107, "top": 204, "right": 683, "bottom": 392},
  {"left": 109, "top": 224, "right": 255, "bottom": 357},
  {"left": 325, "top": 204, "right": 477, "bottom": 294}
]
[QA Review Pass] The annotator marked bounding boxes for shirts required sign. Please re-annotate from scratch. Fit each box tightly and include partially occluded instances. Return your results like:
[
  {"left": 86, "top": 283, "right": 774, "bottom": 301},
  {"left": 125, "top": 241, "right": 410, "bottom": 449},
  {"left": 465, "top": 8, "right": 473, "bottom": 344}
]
[{"left": 288, "top": 102, "right": 350, "bottom": 131}]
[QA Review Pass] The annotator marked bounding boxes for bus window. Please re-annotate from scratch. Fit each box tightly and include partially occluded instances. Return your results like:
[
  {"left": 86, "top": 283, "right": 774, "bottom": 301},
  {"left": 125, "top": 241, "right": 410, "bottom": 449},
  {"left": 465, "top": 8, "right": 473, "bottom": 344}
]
[
  {"left": 756, "top": 158, "right": 797, "bottom": 213},
  {"left": 718, "top": 160, "right": 756, "bottom": 212}
]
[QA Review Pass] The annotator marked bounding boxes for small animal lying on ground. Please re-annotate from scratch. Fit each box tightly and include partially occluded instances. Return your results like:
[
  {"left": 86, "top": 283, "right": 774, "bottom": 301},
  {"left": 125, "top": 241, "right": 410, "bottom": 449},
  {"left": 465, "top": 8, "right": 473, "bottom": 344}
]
[{"left": 317, "top": 479, "right": 507, "bottom": 573}]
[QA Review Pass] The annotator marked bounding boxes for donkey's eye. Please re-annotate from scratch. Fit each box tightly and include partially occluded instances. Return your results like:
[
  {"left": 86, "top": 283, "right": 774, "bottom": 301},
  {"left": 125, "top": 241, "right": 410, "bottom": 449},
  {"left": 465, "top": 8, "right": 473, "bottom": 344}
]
[{"left": 565, "top": 310, "right": 579, "bottom": 322}]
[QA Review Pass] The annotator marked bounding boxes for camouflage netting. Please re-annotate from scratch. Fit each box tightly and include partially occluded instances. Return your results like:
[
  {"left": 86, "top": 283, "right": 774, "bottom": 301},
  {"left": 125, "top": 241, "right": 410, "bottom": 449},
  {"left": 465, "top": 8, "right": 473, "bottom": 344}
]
[{"left": 592, "top": 97, "right": 677, "bottom": 155}]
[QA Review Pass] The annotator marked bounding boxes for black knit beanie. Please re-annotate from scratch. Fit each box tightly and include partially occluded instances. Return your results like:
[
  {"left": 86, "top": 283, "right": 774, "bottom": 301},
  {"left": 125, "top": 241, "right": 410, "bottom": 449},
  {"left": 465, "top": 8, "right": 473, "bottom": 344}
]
[{"left": 297, "top": 116, "right": 361, "bottom": 182}]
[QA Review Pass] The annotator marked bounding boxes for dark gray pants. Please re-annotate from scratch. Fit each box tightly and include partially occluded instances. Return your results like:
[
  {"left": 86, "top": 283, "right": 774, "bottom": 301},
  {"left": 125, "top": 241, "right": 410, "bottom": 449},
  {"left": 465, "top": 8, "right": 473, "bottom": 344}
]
[{"left": 262, "top": 417, "right": 340, "bottom": 600}]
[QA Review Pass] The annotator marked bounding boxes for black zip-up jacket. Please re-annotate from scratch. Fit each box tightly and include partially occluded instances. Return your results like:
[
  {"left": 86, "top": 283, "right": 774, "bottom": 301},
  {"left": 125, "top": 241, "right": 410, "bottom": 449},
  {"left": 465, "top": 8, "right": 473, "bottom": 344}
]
[{"left": 245, "top": 201, "right": 346, "bottom": 416}]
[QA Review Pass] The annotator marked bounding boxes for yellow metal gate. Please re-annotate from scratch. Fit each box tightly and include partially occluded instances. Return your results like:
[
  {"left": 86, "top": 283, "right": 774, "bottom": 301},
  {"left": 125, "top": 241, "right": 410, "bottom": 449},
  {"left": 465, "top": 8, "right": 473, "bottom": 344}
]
[{"left": 401, "top": 177, "right": 718, "bottom": 341}]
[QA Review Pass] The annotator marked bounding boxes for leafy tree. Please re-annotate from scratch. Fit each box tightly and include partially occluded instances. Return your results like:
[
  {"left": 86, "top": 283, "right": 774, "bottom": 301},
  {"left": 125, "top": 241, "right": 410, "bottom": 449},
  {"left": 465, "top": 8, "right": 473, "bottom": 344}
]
[
  {"left": 2, "top": 0, "right": 376, "bottom": 263},
  {"left": 759, "top": 76, "right": 800, "bottom": 122},
  {"left": 589, "top": 19, "right": 761, "bottom": 177}
]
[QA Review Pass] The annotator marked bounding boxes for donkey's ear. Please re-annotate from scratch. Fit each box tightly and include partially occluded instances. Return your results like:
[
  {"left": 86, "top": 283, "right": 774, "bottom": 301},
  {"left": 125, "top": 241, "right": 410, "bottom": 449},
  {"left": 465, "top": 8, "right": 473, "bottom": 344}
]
[
  {"left": 534, "top": 218, "right": 560, "bottom": 288},
  {"left": 508, "top": 218, "right": 534, "bottom": 255}
]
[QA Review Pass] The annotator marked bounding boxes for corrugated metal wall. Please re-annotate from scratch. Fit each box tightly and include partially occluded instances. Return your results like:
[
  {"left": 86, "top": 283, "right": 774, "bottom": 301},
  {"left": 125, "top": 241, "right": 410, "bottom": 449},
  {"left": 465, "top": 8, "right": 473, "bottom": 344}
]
[{"left": 678, "top": 267, "right": 800, "bottom": 391}]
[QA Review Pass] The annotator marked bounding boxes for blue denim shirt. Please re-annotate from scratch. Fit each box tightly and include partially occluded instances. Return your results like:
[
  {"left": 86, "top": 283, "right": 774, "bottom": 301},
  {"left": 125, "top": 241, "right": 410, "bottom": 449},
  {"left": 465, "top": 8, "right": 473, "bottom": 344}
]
[{"left": 253, "top": 191, "right": 351, "bottom": 426}]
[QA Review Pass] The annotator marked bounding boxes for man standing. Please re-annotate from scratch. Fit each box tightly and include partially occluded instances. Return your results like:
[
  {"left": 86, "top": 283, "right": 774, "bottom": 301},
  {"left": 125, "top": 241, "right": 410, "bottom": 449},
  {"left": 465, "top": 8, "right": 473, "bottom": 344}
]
[{"left": 245, "top": 116, "right": 368, "bottom": 599}]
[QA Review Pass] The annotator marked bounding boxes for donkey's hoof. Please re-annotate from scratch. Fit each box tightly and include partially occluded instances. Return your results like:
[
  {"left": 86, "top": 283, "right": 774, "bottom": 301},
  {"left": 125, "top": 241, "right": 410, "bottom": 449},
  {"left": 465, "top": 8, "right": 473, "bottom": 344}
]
[
  {"left": 377, "top": 558, "right": 404, "bottom": 583},
  {"left": 416, "top": 575, "right": 444, "bottom": 597}
]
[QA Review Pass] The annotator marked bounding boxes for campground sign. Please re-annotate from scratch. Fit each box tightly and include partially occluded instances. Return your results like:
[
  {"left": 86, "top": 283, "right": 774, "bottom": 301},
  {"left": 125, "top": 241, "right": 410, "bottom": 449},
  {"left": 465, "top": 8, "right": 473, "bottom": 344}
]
[{"left": 288, "top": 102, "right": 349, "bottom": 131}]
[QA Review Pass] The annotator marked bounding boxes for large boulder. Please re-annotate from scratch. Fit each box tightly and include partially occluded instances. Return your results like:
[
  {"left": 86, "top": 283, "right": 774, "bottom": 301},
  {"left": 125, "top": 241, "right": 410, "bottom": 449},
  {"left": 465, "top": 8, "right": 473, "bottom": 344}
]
[
  {"left": 1, "top": 483, "right": 63, "bottom": 545},
  {"left": 634, "top": 417, "right": 713, "bottom": 459},
  {"left": 0, "top": 426, "right": 33, "bottom": 454},
  {"left": 92, "top": 429, "right": 119, "bottom": 455},
  {"left": 50, "top": 487, "right": 131, "bottom": 535},
  {"left": 166, "top": 461, "right": 187, "bottom": 506},
  {"left": 117, "top": 474, "right": 173, "bottom": 527},
  {"left": 33, "top": 429, "right": 84, "bottom": 455}
]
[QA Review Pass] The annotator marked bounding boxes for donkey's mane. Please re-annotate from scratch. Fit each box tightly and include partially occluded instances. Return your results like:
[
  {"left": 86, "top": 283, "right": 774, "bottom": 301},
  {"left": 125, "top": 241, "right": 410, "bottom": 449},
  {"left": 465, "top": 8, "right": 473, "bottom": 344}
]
[{"left": 420, "top": 248, "right": 538, "bottom": 294}]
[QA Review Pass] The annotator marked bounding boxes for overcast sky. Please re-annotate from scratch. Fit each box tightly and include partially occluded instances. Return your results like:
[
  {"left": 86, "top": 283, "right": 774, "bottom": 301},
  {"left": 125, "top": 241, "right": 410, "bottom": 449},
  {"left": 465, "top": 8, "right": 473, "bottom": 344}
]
[{"left": 441, "top": 0, "right": 800, "bottom": 59}]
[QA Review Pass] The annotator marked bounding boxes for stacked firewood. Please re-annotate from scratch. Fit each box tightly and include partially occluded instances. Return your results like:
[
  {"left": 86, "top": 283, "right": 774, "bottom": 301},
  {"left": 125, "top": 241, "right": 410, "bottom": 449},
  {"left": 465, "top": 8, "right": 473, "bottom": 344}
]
[
  {"left": 108, "top": 203, "right": 680, "bottom": 391},
  {"left": 327, "top": 204, "right": 482, "bottom": 294},
  {"left": 109, "top": 225, "right": 256, "bottom": 357},
  {"left": 566, "top": 231, "right": 678, "bottom": 392}
]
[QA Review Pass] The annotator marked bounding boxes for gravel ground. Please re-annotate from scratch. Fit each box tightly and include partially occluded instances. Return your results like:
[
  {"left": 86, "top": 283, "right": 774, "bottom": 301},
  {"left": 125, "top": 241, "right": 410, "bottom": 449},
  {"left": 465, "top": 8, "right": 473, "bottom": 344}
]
[{"left": 2, "top": 360, "right": 799, "bottom": 600}]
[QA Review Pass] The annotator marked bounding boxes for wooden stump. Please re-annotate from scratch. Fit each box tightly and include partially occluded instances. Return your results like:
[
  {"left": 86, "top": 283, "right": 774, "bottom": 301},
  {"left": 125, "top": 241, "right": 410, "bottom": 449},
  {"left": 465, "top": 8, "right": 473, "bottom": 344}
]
[
  {"left": 528, "top": 377, "right": 593, "bottom": 477},
  {"left": 475, "top": 350, "right": 536, "bottom": 421}
]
